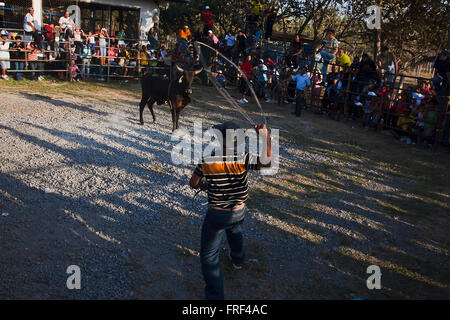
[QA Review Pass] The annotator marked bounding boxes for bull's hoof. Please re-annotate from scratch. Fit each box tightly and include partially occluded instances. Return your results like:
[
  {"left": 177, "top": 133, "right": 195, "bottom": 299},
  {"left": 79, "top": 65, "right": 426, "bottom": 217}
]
[
  {"left": 153, "top": 119, "right": 157, "bottom": 124},
  {"left": 139, "top": 121, "right": 144, "bottom": 126}
]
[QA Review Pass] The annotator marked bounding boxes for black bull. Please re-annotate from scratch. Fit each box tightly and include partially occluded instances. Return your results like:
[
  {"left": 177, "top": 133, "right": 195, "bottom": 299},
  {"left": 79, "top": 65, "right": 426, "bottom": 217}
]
[{"left": 139, "top": 66, "right": 203, "bottom": 131}]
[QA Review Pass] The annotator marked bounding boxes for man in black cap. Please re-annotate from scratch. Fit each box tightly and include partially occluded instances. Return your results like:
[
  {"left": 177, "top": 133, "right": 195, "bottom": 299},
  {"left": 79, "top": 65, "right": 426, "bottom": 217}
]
[{"left": 189, "top": 121, "right": 271, "bottom": 300}]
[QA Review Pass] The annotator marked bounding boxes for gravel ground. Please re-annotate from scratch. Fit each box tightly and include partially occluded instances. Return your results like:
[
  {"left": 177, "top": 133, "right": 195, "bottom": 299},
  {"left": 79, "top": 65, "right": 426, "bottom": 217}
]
[{"left": 0, "top": 85, "right": 449, "bottom": 299}]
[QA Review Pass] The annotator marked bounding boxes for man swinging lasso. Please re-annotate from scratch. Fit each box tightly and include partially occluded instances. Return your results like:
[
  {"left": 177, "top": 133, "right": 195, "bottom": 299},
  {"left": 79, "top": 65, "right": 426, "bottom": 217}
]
[{"left": 189, "top": 121, "right": 272, "bottom": 300}]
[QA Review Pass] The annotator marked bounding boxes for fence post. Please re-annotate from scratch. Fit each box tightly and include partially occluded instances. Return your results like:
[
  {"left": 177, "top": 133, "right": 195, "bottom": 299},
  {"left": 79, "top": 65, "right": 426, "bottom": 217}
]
[
  {"left": 68, "top": 39, "right": 72, "bottom": 82},
  {"left": 107, "top": 37, "right": 110, "bottom": 82},
  {"left": 343, "top": 73, "right": 352, "bottom": 118}
]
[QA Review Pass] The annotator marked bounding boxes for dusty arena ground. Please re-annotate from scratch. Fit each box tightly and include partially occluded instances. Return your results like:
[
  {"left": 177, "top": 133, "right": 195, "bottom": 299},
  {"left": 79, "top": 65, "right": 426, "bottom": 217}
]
[{"left": 0, "top": 79, "right": 449, "bottom": 299}]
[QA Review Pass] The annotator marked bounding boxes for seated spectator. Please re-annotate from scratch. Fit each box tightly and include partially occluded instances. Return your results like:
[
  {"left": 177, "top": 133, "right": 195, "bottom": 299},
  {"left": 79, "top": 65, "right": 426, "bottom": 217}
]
[
  {"left": 215, "top": 70, "right": 227, "bottom": 88},
  {"left": 320, "top": 29, "right": 339, "bottom": 84},
  {"left": 288, "top": 34, "right": 304, "bottom": 68},
  {"left": 178, "top": 26, "right": 191, "bottom": 51},
  {"left": 423, "top": 98, "right": 440, "bottom": 145},
  {"left": 397, "top": 107, "right": 415, "bottom": 144}
]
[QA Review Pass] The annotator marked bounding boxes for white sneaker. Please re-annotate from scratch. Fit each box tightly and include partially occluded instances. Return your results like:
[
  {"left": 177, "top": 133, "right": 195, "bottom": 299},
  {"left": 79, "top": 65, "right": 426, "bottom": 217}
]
[
  {"left": 243, "top": 98, "right": 249, "bottom": 103},
  {"left": 237, "top": 99, "right": 245, "bottom": 103},
  {"left": 2, "top": 75, "right": 8, "bottom": 80},
  {"left": 38, "top": 76, "right": 44, "bottom": 81}
]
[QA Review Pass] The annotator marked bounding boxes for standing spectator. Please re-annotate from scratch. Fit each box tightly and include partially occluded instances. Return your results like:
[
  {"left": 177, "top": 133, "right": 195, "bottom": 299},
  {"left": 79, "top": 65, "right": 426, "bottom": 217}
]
[
  {"left": 376, "top": 45, "right": 398, "bottom": 83},
  {"left": 23, "top": 8, "right": 42, "bottom": 49},
  {"left": 254, "top": 58, "right": 268, "bottom": 99},
  {"left": 27, "top": 42, "right": 44, "bottom": 81},
  {"left": 320, "top": 29, "right": 339, "bottom": 84},
  {"left": 356, "top": 53, "right": 377, "bottom": 101},
  {"left": 237, "top": 55, "right": 253, "bottom": 103},
  {"left": 201, "top": 6, "right": 213, "bottom": 36},
  {"left": 0, "top": 30, "right": 10, "bottom": 80},
  {"left": 224, "top": 30, "right": 235, "bottom": 57},
  {"left": 73, "top": 28, "right": 84, "bottom": 54},
  {"left": 87, "top": 31, "right": 96, "bottom": 53},
  {"left": 99, "top": 28, "right": 109, "bottom": 65},
  {"left": 80, "top": 40, "right": 92, "bottom": 79},
  {"left": 291, "top": 65, "right": 311, "bottom": 117},
  {"left": 432, "top": 50, "right": 449, "bottom": 96},
  {"left": 207, "top": 30, "right": 219, "bottom": 46},
  {"left": 234, "top": 29, "right": 247, "bottom": 60},
  {"left": 148, "top": 27, "right": 159, "bottom": 50},
  {"left": 264, "top": 3, "right": 276, "bottom": 40},
  {"left": 10, "top": 35, "right": 25, "bottom": 81},
  {"left": 59, "top": 11, "right": 74, "bottom": 40}
]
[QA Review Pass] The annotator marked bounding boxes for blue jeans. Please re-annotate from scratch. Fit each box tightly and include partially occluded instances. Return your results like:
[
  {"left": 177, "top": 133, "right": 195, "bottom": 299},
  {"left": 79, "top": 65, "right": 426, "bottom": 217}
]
[
  {"left": 200, "top": 206, "right": 246, "bottom": 300},
  {"left": 320, "top": 50, "right": 335, "bottom": 83},
  {"left": 14, "top": 61, "right": 24, "bottom": 80}
]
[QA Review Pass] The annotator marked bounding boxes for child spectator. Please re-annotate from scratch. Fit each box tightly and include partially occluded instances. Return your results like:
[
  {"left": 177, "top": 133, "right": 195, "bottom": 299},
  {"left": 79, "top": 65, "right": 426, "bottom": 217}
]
[
  {"left": 0, "top": 30, "right": 11, "bottom": 80},
  {"left": 71, "top": 60, "right": 81, "bottom": 81}
]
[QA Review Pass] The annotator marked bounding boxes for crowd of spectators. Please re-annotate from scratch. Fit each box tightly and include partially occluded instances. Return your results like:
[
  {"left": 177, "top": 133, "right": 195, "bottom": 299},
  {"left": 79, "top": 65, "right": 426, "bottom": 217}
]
[{"left": 0, "top": 3, "right": 448, "bottom": 147}]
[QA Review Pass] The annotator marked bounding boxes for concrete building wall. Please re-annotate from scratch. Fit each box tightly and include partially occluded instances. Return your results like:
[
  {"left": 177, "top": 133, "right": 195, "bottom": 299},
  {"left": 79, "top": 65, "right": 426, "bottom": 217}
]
[{"left": 80, "top": 0, "right": 161, "bottom": 39}]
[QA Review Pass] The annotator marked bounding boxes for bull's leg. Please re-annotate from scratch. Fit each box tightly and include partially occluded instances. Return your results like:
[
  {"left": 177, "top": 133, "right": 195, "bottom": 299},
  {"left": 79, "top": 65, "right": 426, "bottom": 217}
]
[
  {"left": 175, "top": 107, "right": 182, "bottom": 130},
  {"left": 147, "top": 99, "right": 157, "bottom": 123},
  {"left": 139, "top": 95, "right": 149, "bottom": 125},
  {"left": 171, "top": 103, "right": 177, "bottom": 132}
]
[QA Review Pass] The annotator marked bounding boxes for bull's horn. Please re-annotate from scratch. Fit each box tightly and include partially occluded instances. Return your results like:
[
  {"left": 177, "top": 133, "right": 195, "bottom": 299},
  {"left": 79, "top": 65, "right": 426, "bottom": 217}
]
[
  {"left": 194, "top": 68, "right": 203, "bottom": 75},
  {"left": 176, "top": 65, "right": 184, "bottom": 73}
]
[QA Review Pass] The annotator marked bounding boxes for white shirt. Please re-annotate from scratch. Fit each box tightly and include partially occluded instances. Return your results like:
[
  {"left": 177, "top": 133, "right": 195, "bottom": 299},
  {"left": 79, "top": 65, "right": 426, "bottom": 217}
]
[
  {"left": 59, "top": 16, "right": 73, "bottom": 30},
  {"left": 0, "top": 41, "right": 10, "bottom": 58},
  {"left": 24, "top": 13, "right": 35, "bottom": 32}
]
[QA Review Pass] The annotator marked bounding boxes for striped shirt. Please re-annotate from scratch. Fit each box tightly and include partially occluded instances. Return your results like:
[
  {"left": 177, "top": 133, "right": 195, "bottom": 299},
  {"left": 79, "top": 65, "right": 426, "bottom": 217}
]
[
  {"left": 324, "top": 38, "right": 339, "bottom": 52},
  {"left": 194, "top": 153, "right": 259, "bottom": 209}
]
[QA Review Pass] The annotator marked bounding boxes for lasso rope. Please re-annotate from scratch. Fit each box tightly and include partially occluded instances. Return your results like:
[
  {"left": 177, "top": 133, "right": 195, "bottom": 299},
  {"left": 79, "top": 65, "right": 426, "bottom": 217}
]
[{"left": 194, "top": 41, "right": 267, "bottom": 127}]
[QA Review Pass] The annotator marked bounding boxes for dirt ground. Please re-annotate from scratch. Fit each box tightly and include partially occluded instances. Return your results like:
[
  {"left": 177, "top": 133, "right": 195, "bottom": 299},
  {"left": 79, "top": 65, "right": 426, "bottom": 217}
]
[{"left": 0, "top": 79, "right": 449, "bottom": 299}]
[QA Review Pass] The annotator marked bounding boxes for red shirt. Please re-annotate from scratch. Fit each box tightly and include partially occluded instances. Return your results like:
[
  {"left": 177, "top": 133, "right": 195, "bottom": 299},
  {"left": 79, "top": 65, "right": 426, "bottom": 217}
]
[
  {"left": 44, "top": 25, "right": 54, "bottom": 40},
  {"left": 202, "top": 11, "right": 213, "bottom": 26},
  {"left": 241, "top": 61, "right": 252, "bottom": 79}
]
